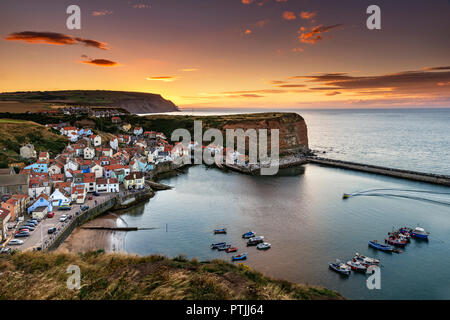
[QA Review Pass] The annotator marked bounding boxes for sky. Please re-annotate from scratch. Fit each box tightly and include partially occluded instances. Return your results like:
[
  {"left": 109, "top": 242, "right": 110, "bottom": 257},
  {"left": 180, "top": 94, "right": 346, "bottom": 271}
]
[{"left": 0, "top": 0, "right": 449, "bottom": 109}]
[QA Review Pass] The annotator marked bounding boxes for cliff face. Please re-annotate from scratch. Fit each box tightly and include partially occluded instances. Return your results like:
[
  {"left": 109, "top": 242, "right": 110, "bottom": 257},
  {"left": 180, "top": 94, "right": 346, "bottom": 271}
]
[
  {"left": 218, "top": 113, "right": 309, "bottom": 155},
  {"left": 0, "top": 90, "right": 179, "bottom": 114}
]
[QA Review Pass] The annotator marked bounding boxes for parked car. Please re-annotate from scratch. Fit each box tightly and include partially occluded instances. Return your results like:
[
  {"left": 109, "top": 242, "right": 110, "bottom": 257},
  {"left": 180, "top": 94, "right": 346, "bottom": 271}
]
[
  {"left": 59, "top": 205, "right": 71, "bottom": 211},
  {"left": 18, "top": 228, "right": 30, "bottom": 233},
  {"left": 15, "top": 232, "right": 30, "bottom": 238},
  {"left": 47, "top": 212, "right": 55, "bottom": 218},
  {"left": 1, "top": 247, "right": 11, "bottom": 254},
  {"left": 22, "top": 226, "right": 35, "bottom": 231},
  {"left": 47, "top": 227, "right": 57, "bottom": 234},
  {"left": 81, "top": 206, "right": 89, "bottom": 212},
  {"left": 93, "top": 192, "right": 100, "bottom": 197},
  {"left": 22, "top": 224, "right": 35, "bottom": 230},
  {"left": 8, "top": 239, "right": 23, "bottom": 245},
  {"left": 88, "top": 195, "right": 93, "bottom": 200},
  {"left": 60, "top": 215, "right": 68, "bottom": 222}
]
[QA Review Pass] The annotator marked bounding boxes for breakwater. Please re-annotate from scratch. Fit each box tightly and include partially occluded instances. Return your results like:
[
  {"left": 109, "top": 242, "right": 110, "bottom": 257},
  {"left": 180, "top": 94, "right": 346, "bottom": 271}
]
[{"left": 308, "top": 157, "right": 450, "bottom": 186}]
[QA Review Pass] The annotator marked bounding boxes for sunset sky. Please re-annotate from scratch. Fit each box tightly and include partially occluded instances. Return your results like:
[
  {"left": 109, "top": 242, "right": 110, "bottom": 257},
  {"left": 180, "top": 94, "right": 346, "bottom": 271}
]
[{"left": 0, "top": 0, "right": 449, "bottom": 109}]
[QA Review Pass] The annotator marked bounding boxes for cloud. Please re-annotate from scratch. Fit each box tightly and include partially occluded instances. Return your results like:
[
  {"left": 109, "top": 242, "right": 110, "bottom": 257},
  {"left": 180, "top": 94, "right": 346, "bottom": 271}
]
[
  {"left": 424, "top": 66, "right": 450, "bottom": 71},
  {"left": 81, "top": 58, "right": 118, "bottom": 67},
  {"left": 5, "top": 31, "right": 109, "bottom": 50},
  {"left": 277, "top": 84, "right": 306, "bottom": 88},
  {"left": 241, "top": 0, "right": 254, "bottom": 4},
  {"left": 300, "top": 11, "right": 317, "bottom": 20},
  {"left": 292, "top": 47, "right": 304, "bottom": 53},
  {"left": 244, "top": 29, "right": 252, "bottom": 35},
  {"left": 146, "top": 76, "right": 177, "bottom": 82},
  {"left": 254, "top": 19, "right": 271, "bottom": 28},
  {"left": 326, "top": 91, "right": 341, "bottom": 96},
  {"left": 282, "top": 11, "right": 296, "bottom": 21},
  {"left": 298, "top": 24, "right": 343, "bottom": 44},
  {"left": 292, "top": 67, "right": 450, "bottom": 97},
  {"left": 132, "top": 3, "right": 151, "bottom": 9},
  {"left": 179, "top": 68, "right": 199, "bottom": 72},
  {"left": 92, "top": 10, "right": 113, "bottom": 16}
]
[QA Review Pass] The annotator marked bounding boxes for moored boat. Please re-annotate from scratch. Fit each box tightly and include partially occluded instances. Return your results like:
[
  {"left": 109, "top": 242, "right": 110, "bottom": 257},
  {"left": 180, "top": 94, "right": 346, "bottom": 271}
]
[
  {"left": 211, "top": 242, "right": 226, "bottom": 249},
  {"left": 214, "top": 228, "right": 227, "bottom": 234},
  {"left": 256, "top": 242, "right": 271, "bottom": 250},
  {"left": 354, "top": 253, "right": 380, "bottom": 266},
  {"left": 242, "top": 231, "right": 255, "bottom": 239},
  {"left": 247, "top": 236, "right": 264, "bottom": 246},
  {"left": 217, "top": 244, "right": 231, "bottom": 251},
  {"left": 410, "top": 227, "right": 429, "bottom": 240},
  {"left": 368, "top": 240, "right": 393, "bottom": 252},
  {"left": 347, "top": 260, "right": 367, "bottom": 273},
  {"left": 329, "top": 260, "right": 351, "bottom": 276},
  {"left": 385, "top": 237, "right": 407, "bottom": 248},
  {"left": 232, "top": 253, "right": 247, "bottom": 261},
  {"left": 226, "top": 246, "right": 238, "bottom": 253}
]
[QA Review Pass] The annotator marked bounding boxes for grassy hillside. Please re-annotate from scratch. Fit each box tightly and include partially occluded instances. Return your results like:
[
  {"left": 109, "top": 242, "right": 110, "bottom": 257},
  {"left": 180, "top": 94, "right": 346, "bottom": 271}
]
[
  {"left": 0, "top": 119, "right": 67, "bottom": 166},
  {"left": 0, "top": 251, "right": 342, "bottom": 300}
]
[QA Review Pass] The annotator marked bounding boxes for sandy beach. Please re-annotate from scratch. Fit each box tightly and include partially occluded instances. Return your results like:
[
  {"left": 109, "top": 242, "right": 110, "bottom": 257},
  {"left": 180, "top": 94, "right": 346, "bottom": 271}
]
[{"left": 56, "top": 213, "right": 127, "bottom": 254}]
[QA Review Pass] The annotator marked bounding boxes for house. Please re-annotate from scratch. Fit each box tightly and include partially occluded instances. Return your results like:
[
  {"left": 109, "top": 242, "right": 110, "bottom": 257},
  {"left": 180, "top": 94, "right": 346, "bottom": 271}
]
[
  {"left": 24, "top": 163, "right": 48, "bottom": 173},
  {"left": 27, "top": 194, "right": 52, "bottom": 214},
  {"left": 71, "top": 184, "right": 86, "bottom": 204},
  {"left": 1, "top": 198, "right": 19, "bottom": 221},
  {"left": 111, "top": 116, "right": 121, "bottom": 124},
  {"left": 0, "top": 208, "right": 11, "bottom": 241},
  {"left": 124, "top": 172, "right": 145, "bottom": 190},
  {"left": 110, "top": 138, "right": 119, "bottom": 150},
  {"left": 133, "top": 127, "right": 143, "bottom": 136},
  {"left": 69, "top": 131, "right": 79, "bottom": 142},
  {"left": 0, "top": 174, "right": 29, "bottom": 196},
  {"left": 90, "top": 135, "right": 102, "bottom": 147},
  {"left": 95, "top": 178, "right": 119, "bottom": 193},
  {"left": 64, "top": 159, "right": 79, "bottom": 175},
  {"left": 11, "top": 194, "right": 29, "bottom": 216},
  {"left": 48, "top": 162, "right": 64, "bottom": 176},
  {"left": 54, "top": 182, "right": 72, "bottom": 195},
  {"left": 50, "top": 174, "right": 64, "bottom": 183},
  {"left": 90, "top": 162, "right": 103, "bottom": 179},
  {"left": 61, "top": 127, "right": 77, "bottom": 136},
  {"left": 28, "top": 176, "right": 51, "bottom": 199},
  {"left": 20, "top": 144, "right": 36, "bottom": 159},
  {"left": 32, "top": 206, "right": 48, "bottom": 220},
  {"left": 38, "top": 152, "right": 50, "bottom": 163},
  {"left": 83, "top": 173, "right": 96, "bottom": 193},
  {"left": 83, "top": 146, "right": 95, "bottom": 160},
  {"left": 50, "top": 188, "right": 71, "bottom": 207}
]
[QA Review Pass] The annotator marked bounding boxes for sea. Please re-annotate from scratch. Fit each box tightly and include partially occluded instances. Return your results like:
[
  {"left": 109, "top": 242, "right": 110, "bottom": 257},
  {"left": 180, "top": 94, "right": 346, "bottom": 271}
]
[{"left": 120, "top": 108, "right": 450, "bottom": 300}]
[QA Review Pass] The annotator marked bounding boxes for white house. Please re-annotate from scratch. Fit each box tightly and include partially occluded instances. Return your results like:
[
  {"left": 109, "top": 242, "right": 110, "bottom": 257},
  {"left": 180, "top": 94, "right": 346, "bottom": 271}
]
[
  {"left": 71, "top": 184, "right": 86, "bottom": 204},
  {"left": 124, "top": 172, "right": 145, "bottom": 190},
  {"left": 95, "top": 178, "right": 119, "bottom": 193},
  {"left": 83, "top": 147, "right": 95, "bottom": 160},
  {"left": 110, "top": 138, "right": 119, "bottom": 150},
  {"left": 90, "top": 163, "right": 103, "bottom": 179},
  {"left": 64, "top": 160, "right": 79, "bottom": 175},
  {"left": 48, "top": 163, "right": 63, "bottom": 176},
  {"left": 49, "top": 189, "right": 71, "bottom": 207},
  {"left": 90, "top": 135, "right": 102, "bottom": 147},
  {"left": 133, "top": 127, "right": 143, "bottom": 136}
]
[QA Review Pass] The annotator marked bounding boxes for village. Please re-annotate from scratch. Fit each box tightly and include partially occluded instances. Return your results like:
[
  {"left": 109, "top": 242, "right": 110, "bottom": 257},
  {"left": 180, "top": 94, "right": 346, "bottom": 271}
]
[{"left": 0, "top": 116, "right": 249, "bottom": 253}]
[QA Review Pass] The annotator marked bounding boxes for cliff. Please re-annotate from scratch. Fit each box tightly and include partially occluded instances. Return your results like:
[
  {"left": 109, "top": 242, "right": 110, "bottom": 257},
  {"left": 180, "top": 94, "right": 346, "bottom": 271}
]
[
  {"left": 0, "top": 251, "right": 341, "bottom": 300},
  {"left": 0, "top": 90, "right": 179, "bottom": 114},
  {"left": 141, "top": 112, "right": 309, "bottom": 156}
]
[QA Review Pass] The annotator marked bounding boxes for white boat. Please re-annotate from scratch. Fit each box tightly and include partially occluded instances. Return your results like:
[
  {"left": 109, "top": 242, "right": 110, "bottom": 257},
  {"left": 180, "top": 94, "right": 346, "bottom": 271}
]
[
  {"left": 354, "top": 252, "right": 380, "bottom": 266},
  {"left": 256, "top": 242, "right": 271, "bottom": 250},
  {"left": 247, "top": 236, "right": 264, "bottom": 246}
]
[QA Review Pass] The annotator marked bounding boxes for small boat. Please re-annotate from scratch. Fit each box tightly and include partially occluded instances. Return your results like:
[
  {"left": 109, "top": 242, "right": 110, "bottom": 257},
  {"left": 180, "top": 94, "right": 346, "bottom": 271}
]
[
  {"left": 256, "top": 242, "right": 271, "bottom": 250},
  {"left": 385, "top": 237, "right": 407, "bottom": 248},
  {"left": 210, "top": 242, "right": 226, "bottom": 249},
  {"left": 329, "top": 260, "right": 351, "bottom": 275},
  {"left": 369, "top": 240, "right": 393, "bottom": 252},
  {"left": 346, "top": 260, "right": 367, "bottom": 273},
  {"left": 342, "top": 193, "right": 351, "bottom": 199},
  {"left": 232, "top": 253, "right": 247, "bottom": 261},
  {"left": 226, "top": 246, "right": 238, "bottom": 253},
  {"left": 411, "top": 227, "right": 429, "bottom": 240},
  {"left": 217, "top": 244, "right": 231, "bottom": 251},
  {"left": 247, "top": 236, "right": 264, "bottom": 246},
  {"left": 354, "top": 253, "right": 380, "bottom": 266},
  {"left": 242, "top": 231, "right": 255, "bottom": 239},
  {"left": 214, "top": 228, "right": 227, "bottom": 234}
]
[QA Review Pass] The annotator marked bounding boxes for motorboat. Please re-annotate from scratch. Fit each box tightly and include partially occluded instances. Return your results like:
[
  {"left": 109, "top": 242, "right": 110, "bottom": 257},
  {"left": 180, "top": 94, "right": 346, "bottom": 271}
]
[
  {"left": 247, "top": 236, "right": 264, "bottom": 246},
  {"left": 217, "top": 244, "right": 231, "bottom": 251},
  {"left": 232, "top": 253, "right": 247, "bottom": 261},
  {"left": 368, "top": 240, "right": 393, "bottom": 252},
  {"left": 256, "top": 243, "right": 271, "bottom": 250},
  {"left": 411, "top": 227, "right": 429, "bottom": 240},
  {"left": 329, "top": 260, "right": 351, "bottom": 275},
  {"left": 214, "top": 228, "right": 227, "bottom": 234},
  {"left": 346, "top": 260, "right": 367, "bottom": 273},
  {"left": 354, "top": 253, "right": 380, "bottom": 266},
  {"left": 385, "top": 237, "right": 407, "bottom": 248},
  {"left": 242, "top": 231, "right": 255, "bottom": 239},
  {"left": 226, "top": 246, "right": 238, "bottom": 253},
  {"left": 210, "top": 242, "right": 226, "bottom": 249}
]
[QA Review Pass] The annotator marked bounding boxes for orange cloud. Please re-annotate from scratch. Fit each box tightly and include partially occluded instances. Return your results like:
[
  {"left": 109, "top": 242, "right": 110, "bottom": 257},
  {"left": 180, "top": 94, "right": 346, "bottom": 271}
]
[
  {"left": 146, "top": 76, "right": 177, "bottom": 82},
  {"left": 300, "top": 11, "right": 317, "bottom": 20},
  {"left": 92, "top": 10, "right": 113, "bottom": 16},
  {"left": 282, "top": 11, "right": 296, "bottom": 21},
  {"left": 5, "top": 31, "right": 109, "bottom": 50},
  {"left": 241, "top": 0, "right": 254, "bottom": 4},
  {"left": 81, "top": 59, "right": 118, "bottom": 67},
  {"left": 292, "top": 47, "right": 304, "bottom": 53},
  {"left": 244, "top": 29, "right": 252, "bottom": 35},
  {"left": 298, "top": 24, "right": 343, "bottom": 44}
]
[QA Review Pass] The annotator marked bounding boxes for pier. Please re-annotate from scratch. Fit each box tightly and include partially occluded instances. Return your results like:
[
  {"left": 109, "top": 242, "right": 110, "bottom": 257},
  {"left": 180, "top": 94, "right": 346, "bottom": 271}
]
[{"left": 308, "top": 157, "right": 450, "bottom": 186}]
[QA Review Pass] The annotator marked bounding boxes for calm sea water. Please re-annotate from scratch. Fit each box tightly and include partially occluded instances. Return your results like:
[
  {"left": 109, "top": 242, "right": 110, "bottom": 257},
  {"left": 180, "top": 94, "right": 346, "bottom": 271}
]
[
  {"left": 155, "top": 108, "right": 450, "bottom": 176},
  {"left": 121, "top": 164, "right": 450, "bottom": 300}
]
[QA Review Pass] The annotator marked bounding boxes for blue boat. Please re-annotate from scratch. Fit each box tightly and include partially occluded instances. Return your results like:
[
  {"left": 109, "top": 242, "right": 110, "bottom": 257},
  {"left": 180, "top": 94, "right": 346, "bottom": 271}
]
[
  {"left": 368, "top": 240, "right": 393, "bottom": 252},
  {"left": 242, "top": 231, "right": 255, "bottom": 239},
  {"left": 410, "top": 227, "right": 429, "bottom": 240},
  {"left": 214, "top": 228, "right": 227, "bottom": 234},
  {"left": 329, "top": 260, "right": 351, "bottom": 276},
  {"left": 211, "top": 242, "right": 226, "bottom": 249},
  {"left": 232, "top": 253, "right": 247, "bottom": 261}
]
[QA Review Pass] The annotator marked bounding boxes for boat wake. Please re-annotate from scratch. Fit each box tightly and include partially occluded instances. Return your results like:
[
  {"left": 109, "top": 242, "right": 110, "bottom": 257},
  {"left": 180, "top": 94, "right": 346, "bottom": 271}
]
[{"left": 345, "top": 188, "right": 450, "bottom": 206}]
